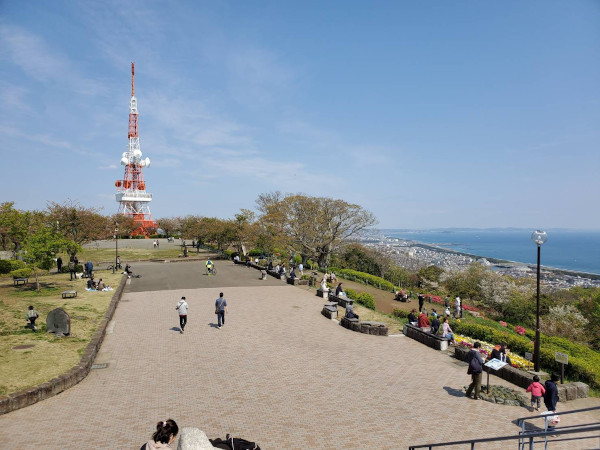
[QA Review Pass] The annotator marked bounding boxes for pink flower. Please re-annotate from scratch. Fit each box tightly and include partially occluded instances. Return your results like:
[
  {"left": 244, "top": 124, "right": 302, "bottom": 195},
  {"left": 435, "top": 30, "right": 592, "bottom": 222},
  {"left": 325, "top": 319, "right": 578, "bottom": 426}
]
[
  {"left": 499, "top": 321, "right": 507, "bottom": 327},
  {"left": 514, "top": 325, "right": 527, "bottom": 335}
]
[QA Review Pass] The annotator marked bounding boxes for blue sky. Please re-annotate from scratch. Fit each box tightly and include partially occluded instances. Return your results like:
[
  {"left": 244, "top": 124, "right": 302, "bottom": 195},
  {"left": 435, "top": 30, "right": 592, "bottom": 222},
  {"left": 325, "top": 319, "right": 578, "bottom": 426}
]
[{"left": 1, "top": 1, "right": 599, "bottom": 229}]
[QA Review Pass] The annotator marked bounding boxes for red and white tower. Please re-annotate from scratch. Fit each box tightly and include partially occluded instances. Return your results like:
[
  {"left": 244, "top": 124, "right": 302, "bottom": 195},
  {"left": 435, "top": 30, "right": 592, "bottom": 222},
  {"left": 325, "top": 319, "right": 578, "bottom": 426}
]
[{"left": 115, "top": 63, "right": 155, "bottom": 237}]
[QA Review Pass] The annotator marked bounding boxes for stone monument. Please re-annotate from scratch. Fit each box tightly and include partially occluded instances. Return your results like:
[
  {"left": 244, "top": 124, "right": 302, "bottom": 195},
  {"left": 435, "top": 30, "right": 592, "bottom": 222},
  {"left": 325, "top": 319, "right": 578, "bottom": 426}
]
[{"left": 46, "top": 308, "right": 70, "bottom": 336}]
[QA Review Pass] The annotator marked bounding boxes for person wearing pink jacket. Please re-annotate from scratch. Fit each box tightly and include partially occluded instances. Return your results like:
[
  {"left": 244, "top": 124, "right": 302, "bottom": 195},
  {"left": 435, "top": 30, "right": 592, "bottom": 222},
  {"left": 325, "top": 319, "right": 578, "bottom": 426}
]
[{"left": 526, "top": 375, "right": 546, "bottom": 411}]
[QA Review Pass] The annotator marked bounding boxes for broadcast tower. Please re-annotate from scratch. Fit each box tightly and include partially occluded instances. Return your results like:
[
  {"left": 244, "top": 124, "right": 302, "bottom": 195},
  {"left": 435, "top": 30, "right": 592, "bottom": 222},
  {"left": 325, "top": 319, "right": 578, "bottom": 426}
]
[{"left": 114, "top": 63, "right": 155, "bottom": 237}]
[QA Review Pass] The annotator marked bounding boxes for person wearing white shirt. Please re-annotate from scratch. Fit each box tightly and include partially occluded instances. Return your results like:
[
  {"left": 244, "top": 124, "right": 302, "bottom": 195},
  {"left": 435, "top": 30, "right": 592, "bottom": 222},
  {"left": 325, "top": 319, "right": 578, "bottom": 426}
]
[{"left": 175, "top": 297, "right": 189, "bottom": 334}]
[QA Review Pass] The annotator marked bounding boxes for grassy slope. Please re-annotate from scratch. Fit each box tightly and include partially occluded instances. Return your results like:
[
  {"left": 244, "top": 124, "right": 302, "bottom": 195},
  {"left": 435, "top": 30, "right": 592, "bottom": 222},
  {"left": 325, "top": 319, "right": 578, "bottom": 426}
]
[{"left": 0, "top": 270, "right": 123, "bottom": 395}]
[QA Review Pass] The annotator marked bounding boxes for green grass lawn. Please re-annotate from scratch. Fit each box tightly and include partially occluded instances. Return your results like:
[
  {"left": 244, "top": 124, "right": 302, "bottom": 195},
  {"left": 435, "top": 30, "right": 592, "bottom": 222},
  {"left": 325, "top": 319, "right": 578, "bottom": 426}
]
[{"left": 0, "top": 270, "right": 123, "bottom": 396}]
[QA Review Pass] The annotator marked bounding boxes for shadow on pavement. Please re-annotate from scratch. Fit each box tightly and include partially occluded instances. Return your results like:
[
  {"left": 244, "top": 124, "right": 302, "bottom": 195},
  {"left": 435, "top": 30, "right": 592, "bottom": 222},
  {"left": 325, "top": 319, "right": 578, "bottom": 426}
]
[{"left": 444, "top": 386, "right": 467, "bottom": 398}]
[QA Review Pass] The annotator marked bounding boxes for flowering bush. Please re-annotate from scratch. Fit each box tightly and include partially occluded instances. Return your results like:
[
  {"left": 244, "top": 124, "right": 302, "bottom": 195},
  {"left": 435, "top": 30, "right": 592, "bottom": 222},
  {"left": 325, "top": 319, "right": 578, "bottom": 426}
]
[
  {"left": 514, "top": 326, "right": 527, "bottom": 335},
  {"left": 462, "top": 304, "right": 479, "bottom": 312},
  {"left": 499, "top": 321, "right": 507, "bottom": 327}
]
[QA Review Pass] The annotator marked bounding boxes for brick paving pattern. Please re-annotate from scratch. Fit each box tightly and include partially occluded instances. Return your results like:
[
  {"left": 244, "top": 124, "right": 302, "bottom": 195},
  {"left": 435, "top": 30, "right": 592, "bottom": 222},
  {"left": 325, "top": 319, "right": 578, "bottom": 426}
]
[{"left": 1, "top": 262, "right": 598, "bottom": 449}]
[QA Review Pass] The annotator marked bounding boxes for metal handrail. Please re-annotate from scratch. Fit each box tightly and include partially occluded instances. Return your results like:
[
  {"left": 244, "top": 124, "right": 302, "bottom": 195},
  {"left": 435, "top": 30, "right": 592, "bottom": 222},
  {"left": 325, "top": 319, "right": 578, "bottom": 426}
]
[
  {"left": 408, "top": 425, "right": 600, "bottom": 449},
  {"left": 516, "top": 405, "right": 600, "bottom": 450}
]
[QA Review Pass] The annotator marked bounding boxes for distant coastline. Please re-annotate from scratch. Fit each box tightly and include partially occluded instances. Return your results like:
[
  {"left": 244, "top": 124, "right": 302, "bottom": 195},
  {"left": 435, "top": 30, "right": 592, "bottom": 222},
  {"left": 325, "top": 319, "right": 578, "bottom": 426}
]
[
  {"left": 409, "top": 240, "right": 600, "bottom": 282},
  {"left": 378, "top": 228, "right": 600, "bottom": 276}
]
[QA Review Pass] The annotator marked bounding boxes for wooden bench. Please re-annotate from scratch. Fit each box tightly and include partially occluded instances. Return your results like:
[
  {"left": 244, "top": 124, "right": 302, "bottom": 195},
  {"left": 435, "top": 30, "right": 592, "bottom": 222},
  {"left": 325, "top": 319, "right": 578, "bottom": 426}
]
[
  {"left": 403, "top": 323, "right": 449, "bottom": 350},
  {"left": 62, "top": 290, "right": 77, "bottom": 299},
  {"left": 13, "top": 278, "right": 28, "bottom": 286}
]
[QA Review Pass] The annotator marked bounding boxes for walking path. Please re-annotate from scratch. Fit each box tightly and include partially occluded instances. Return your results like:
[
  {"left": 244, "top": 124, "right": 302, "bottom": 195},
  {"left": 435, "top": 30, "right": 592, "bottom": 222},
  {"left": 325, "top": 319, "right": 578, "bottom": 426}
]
[{"left": 1, "top": 261, "right": 598, "bottom": 448}]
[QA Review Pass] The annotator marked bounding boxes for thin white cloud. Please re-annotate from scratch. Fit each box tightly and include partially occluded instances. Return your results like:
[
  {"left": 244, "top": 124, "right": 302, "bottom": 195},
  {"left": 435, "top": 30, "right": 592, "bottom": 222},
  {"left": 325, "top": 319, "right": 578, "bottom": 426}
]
[
  {"left": 0, "top": 24, "right": 105, "bottom": 95},
  {"left": 99, "top": 164, "right": 118, "bottom": 170},
  {"left": 0, "top": 81, "right": 30, "bottom": 112}
]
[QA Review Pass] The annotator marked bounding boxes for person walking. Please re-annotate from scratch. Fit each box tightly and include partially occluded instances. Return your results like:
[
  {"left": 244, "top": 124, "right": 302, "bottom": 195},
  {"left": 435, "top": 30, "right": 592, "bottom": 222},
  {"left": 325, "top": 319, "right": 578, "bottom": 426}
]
[
  {"left": 175, "top": 296, "right": 188, "bottom": 334},
  {"left": 215, "top": 292, "right": 228, "bottom": 329},
  {"left": 526, "top": 375, "right": 546, "bottom": 412},
  {"left": 26, "top": 305, "right": 39, "bottom": 332},
  {"left": 418, "top": 293, "right": 425, "bottom": 312},
  {"left": 466, "top": 342, "right": 484, "bottom": 400},
  {"left": 56, "top": 256, "right": 63, "bottom": 273}
]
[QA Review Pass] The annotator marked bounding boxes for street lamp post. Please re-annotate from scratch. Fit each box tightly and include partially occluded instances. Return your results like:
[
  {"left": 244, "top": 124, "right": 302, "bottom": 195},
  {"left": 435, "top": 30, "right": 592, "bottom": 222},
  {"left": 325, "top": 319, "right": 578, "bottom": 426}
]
[
  {"left": 531, "top": 230, "right": 547, "bottom": 372},
  {"left": 114, "top": 223, "right": 119, "bottom": 274}
]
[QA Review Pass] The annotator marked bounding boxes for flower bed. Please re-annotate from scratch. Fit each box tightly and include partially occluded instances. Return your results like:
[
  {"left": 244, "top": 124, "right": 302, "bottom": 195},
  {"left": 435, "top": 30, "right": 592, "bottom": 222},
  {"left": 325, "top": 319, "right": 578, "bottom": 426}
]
[{"left": 454, "top": 335, "right": 531, "bottom": 370}]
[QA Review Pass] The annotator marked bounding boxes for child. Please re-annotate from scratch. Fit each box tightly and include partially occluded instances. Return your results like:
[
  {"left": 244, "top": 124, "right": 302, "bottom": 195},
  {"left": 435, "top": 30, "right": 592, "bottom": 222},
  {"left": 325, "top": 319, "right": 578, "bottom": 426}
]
[{"left": 526, "top": 375, "right": 546, "bottom": 411}]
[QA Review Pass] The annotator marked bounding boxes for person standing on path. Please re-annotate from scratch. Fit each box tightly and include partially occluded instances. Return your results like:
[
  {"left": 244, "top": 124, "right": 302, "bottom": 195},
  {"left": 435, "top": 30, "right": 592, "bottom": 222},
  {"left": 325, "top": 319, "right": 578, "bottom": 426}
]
[
  {"left": 418, "top": 293, "right": 425, "bottom": 312},
  {"left": 466, "top": 342, "right": 484, "bottom": 400},
  {"left": 215, "top": 292, "right": 228, "bottom": 329},
  {"left": 56, "top": 256, "right": 62, "bottom": 273},
  {"left": 176, "top": 296, "right": 188, "bottom": 333},
  {"left": 455, "top": 296, "right": 461, "bottom": 318}
]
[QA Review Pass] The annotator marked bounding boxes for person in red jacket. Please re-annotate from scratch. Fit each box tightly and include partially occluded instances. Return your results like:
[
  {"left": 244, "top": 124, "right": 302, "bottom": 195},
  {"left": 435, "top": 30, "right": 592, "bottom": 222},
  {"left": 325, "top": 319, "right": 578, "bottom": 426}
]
[
  {"left": 526, "top": 375, "right": 546, "bottom": 411},
  {"left": 417, "top": 310, "right": 430, "bottom": 328}
]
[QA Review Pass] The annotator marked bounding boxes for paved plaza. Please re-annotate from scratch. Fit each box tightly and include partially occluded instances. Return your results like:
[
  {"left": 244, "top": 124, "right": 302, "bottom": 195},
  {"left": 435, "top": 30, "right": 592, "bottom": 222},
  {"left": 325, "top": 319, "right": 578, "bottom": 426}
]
[{"left": 1, "top": 260, "right": 599, "bottom": 448}]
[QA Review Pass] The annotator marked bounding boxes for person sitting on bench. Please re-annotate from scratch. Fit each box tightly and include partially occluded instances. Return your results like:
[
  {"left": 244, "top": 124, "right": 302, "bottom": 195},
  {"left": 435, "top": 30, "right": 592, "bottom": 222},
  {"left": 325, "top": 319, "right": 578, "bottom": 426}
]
[
  {"left": 290, "top": 268, "right": 297, "bottom": 279},
  {"left": 345, "top": 303, "right": 359, "bottom": 320}
]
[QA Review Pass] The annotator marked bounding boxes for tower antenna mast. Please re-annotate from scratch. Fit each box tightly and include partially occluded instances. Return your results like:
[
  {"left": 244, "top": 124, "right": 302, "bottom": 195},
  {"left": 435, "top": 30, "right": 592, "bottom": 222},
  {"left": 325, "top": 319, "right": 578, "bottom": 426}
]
[{"left": 114, "top": 62, "right": 155, "bottom": 237}]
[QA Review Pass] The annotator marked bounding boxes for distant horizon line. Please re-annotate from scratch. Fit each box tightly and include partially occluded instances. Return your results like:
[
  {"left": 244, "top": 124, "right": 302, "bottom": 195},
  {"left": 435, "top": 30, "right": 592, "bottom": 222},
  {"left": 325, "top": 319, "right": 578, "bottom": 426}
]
[{"left": 373, "top": 227, "right": 600, "bottom": 232}]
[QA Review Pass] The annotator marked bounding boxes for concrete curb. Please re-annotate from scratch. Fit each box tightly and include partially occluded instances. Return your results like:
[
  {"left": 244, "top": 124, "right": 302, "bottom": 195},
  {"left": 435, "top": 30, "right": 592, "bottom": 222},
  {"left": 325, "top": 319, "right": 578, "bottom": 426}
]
[{"left": 0, "top": 274, "right": 128, "bottom": 416}]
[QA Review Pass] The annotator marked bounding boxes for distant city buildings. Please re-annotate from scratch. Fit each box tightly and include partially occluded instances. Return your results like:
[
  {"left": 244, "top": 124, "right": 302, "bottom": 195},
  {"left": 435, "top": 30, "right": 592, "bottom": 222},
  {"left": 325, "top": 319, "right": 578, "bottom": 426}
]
[{"left": 359, "top": 231, "right": 600, "bottom": 290}]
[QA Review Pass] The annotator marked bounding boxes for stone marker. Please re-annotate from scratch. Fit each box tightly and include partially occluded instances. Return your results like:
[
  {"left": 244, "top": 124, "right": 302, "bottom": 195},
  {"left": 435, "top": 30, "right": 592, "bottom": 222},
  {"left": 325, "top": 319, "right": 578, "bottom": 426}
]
[{"left": 46, "top": 308, "right": 70, "bottom": 336}]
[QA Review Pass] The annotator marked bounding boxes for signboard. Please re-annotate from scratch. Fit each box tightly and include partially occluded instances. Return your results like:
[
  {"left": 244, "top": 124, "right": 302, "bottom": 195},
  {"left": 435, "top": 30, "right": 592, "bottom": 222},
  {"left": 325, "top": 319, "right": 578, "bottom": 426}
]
[
  {"left": 525, "top": 352, "right": 532, "bottom": 361},
  {"left": 485, "top": 358, "right": 508, "bottom": 371},
  {"left": 555, "top": 351, "right": 568, "bottom": 365}
]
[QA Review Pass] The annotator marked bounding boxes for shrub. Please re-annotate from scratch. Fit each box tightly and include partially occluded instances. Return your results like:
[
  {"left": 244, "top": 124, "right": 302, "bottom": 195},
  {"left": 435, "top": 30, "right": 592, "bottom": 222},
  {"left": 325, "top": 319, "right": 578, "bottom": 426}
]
[
  {"left": 452, "top": 320, "right": 600, "bottom": 388},
  {"left": 10, "top": 268, "right": 33, "bottom": 279},
  {"left": 0, "top": 260, "right": 12, "bottom": 274},
  {"left": 356, "top": 292, "right": 376, "bottom": 310},
  {"left": 60, "top": 264, "right": 83, "bottom": 273},
  {"left": 9, "top": 260, "right": 26, "bottom": 271},
  {"left": 223, "top": 249, "right": 235, "bottom": 258},
  {"left": 392, "top": 308, "right": 410, "bottom": 318},
  {"left": 343, "top": 288, "right": 376, "bottom": 310},
  {"left": 331, "top": 268, "right": 396, "bottom": 292}
]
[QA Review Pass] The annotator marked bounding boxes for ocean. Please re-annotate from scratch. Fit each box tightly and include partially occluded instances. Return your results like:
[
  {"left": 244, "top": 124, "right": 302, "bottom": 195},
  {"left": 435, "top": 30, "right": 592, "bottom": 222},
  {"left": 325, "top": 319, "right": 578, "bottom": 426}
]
[{"left": 383, "top": 229, "right": 600, "bottom": 275}]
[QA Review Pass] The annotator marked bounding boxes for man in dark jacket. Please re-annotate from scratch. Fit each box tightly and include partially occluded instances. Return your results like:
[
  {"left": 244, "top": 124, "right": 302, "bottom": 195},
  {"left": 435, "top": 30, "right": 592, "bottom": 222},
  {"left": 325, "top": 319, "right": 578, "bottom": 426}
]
[
  {"left": 466, "top": 342, "right": 484, "bottom": 400},
  {"left": 544, "top": 373, "right": 559, "bottom": 411},
  {"left": 407, "top": 309, "right": 418, "bottom": 325}
]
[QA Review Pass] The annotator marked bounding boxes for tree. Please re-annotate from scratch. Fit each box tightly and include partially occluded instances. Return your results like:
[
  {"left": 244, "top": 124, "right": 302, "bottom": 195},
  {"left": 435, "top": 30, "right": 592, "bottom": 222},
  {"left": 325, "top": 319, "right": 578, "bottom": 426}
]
[
  {"left": 256, "top": 192, "right": 377, "bottom": 268},
  {"left": 47, "top": 200, "right": 107, "bottom": 256},
  {"left": 23, "top": 226, "right": 81, "bottom": 292},
  {"left": 0, "top": 202, "right": 46, "bottom": 257},
  {"left": 156, "top": 217, "right": 182, "bottom": 238}
]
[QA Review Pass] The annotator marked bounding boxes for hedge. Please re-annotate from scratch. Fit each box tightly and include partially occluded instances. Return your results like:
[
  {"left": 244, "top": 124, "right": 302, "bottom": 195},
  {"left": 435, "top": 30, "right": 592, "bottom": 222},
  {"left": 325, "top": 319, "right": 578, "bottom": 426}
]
[
  {"left": 344, "top": 288, "right": 376, "bottom": 310},
  {"left": 10, "top": 268, "right": 33, "bottom": 279},
  {"left": 0, "top": 260, "right": 26, "bottom": 274},
  {"left": 452, "top": 321, "right": 600, "bottom": 388},
  {"left": 331, "top": 268, "right": 396, "bottom": 292}
]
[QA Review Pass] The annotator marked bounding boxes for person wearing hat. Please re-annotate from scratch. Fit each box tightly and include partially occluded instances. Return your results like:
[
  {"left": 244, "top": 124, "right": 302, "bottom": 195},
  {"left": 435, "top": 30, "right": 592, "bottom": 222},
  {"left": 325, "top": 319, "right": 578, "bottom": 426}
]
[{"left": 175, "top": 297, "right": 189, "bottom": 333}]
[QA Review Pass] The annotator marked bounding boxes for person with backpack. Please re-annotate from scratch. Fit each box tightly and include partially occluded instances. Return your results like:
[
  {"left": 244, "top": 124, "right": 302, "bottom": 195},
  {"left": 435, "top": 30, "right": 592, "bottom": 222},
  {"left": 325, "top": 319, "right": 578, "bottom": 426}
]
[
  {"left": 466, "top": 342, "right": 484, "bottom": 400},
  {"left": 175, "top": 297, "right": 188, "bottom": 334}
]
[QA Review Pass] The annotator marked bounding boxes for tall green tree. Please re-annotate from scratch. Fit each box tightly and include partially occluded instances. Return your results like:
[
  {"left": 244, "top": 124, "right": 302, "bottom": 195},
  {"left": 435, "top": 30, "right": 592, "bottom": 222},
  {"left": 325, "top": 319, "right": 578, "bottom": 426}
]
[{"left": 23, "top": 226, "right": 80, "bottom": 292}]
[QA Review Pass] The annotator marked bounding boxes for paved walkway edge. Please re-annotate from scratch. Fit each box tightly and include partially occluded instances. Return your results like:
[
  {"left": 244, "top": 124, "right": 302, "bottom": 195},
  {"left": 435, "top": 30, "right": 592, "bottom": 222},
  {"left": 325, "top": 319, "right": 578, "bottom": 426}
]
[{"left": 0, "top": 274, "right": 128, "bottom": 415}]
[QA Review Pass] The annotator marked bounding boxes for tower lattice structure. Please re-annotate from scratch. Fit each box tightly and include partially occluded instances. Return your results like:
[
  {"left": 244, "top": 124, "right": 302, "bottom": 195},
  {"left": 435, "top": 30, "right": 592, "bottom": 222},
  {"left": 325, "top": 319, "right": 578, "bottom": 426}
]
[{"left": 115, "top": 62, "right": 155, "bottom": 237}]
